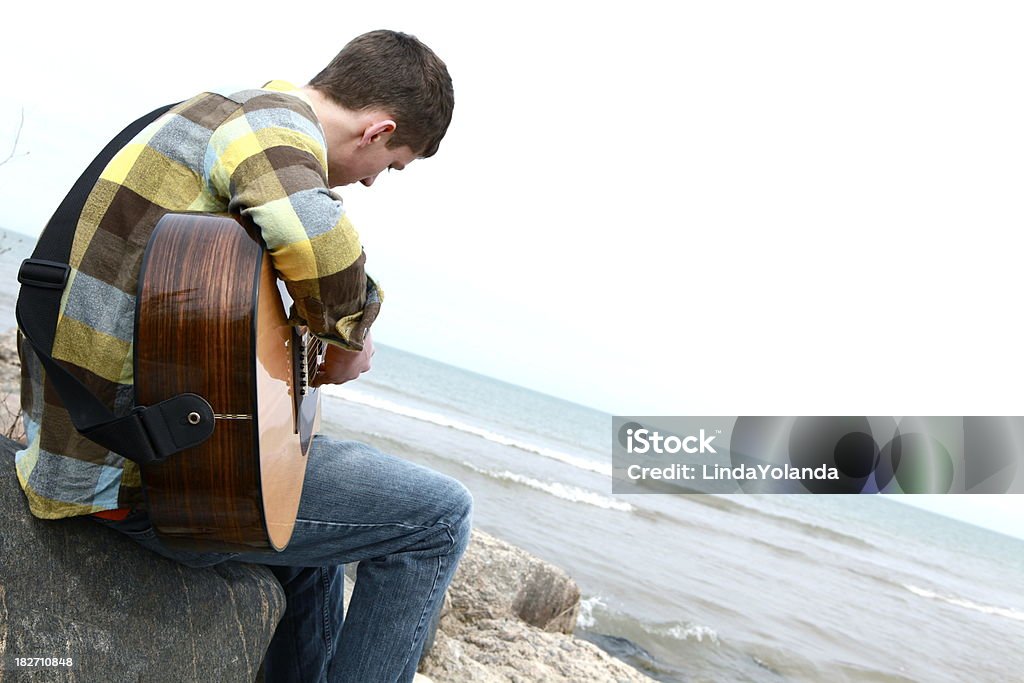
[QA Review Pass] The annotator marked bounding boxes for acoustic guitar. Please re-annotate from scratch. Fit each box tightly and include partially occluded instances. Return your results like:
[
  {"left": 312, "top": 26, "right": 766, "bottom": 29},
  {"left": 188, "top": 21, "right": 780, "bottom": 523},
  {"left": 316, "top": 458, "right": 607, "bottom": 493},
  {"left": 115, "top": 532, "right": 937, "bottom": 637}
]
[{"left": 135, "top": 213, "right": 323, "bottom": 553}]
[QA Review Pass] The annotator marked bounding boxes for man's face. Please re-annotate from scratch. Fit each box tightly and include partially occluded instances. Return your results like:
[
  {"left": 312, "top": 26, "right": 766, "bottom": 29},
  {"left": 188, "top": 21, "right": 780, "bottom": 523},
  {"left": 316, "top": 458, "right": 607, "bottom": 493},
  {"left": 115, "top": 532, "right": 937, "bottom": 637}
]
[{"left": 328, "top": 142, "right": 418, "bottom": 188}]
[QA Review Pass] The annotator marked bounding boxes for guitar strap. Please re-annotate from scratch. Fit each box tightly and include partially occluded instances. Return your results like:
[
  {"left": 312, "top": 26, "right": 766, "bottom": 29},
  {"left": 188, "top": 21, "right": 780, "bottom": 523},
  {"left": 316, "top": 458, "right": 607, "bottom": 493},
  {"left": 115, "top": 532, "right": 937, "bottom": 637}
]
[{"left": 15, "top": 103, "right": 215, "bottom": 467}]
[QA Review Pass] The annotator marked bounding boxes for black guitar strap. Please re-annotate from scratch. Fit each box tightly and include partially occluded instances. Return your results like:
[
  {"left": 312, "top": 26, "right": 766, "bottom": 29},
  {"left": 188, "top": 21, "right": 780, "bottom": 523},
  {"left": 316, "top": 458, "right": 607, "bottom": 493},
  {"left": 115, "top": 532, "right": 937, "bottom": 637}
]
[{"left": 15, "top": 103, "right": 215, "bottom": 466}]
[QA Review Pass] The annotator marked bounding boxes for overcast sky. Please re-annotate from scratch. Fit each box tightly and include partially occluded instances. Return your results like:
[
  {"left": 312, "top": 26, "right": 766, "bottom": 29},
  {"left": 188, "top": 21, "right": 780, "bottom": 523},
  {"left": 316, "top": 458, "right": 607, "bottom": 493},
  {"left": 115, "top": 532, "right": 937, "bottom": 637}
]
[{"left": 1, "top": 2, "right": 1022, "bottom": 535}]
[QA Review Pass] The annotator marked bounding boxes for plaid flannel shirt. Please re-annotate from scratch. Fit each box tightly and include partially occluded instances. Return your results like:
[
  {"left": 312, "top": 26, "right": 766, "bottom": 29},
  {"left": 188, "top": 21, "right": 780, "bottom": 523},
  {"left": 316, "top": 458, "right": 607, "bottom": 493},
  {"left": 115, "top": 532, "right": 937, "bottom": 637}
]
[{"left": 16, "top": 81, "right": 381, "bottom": 519}]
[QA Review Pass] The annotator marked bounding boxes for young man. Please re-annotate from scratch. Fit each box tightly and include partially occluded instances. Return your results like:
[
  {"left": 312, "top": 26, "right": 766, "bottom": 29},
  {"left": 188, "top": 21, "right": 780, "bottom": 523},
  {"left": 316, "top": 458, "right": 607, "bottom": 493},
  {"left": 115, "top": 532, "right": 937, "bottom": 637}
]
[{"left": 16, "top": 30, "right": 472, "bottom": 682}]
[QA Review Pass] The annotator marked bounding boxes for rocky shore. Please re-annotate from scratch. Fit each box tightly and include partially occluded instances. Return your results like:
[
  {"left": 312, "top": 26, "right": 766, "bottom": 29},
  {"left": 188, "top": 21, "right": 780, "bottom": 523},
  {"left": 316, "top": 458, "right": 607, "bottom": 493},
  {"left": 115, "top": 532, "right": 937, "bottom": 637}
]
[
  {"left": 390, "top": 530, "right": 650, "bottom": 682},
  {"left": 0, "top": 329, "right": 651, "bottom": 682}
]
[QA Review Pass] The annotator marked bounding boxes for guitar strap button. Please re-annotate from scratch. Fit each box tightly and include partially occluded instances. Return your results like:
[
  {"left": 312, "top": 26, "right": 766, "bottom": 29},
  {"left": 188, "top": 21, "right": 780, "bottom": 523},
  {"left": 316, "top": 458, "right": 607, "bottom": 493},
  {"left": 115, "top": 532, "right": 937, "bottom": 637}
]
[{"left": 187, "top": 412, "right": 202, "bottom": 425}]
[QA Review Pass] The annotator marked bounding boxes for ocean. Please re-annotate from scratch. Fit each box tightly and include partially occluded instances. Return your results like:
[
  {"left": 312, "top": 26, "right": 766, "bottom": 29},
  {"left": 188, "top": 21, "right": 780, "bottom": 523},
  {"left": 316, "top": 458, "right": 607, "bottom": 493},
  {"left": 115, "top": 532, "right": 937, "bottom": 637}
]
[
  {"left": 2, "top": 228, "right": 1022, "bottom": 682},
  {"left": 319, "top": 346, "right": 1024, "bottom": 683}
]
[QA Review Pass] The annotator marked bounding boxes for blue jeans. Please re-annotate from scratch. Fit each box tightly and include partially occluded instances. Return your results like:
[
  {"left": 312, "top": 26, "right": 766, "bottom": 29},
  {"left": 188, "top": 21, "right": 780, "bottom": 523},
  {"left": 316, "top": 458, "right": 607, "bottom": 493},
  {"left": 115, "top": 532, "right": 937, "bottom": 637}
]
[{"left": 94, "top": 436, "right": 474, "bottom": 683}]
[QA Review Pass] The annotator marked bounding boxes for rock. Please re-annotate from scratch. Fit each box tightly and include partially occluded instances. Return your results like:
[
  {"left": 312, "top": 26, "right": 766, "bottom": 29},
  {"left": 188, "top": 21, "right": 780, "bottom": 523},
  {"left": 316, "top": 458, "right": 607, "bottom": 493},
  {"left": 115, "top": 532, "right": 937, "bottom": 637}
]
[
  {"left": 422, "top": 621, "right": 654, "bottom": 683},
  {"left": 417, "top": 530, "right": 655, "bottom": 682},
  {"left": 443, "top": 531, "right": 580, "bottom": 634},
  {"left": 0, "top": 436, "right": 285, "bottom": 683}
]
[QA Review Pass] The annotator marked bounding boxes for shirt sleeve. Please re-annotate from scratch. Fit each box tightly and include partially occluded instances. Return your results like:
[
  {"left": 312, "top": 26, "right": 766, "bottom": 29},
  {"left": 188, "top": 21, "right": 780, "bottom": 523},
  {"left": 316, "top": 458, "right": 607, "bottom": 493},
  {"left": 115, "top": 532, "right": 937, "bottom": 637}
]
[{"left": 204, "top": 91, "right": 380, "bottom": 350}]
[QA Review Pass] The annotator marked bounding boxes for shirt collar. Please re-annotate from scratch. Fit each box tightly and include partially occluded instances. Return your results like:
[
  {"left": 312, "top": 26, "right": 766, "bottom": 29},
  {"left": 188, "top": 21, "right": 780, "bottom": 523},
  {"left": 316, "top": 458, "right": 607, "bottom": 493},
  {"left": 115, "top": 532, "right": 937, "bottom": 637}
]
[{"left": 261, "top": 80, "right": 315, "bottom": 110}]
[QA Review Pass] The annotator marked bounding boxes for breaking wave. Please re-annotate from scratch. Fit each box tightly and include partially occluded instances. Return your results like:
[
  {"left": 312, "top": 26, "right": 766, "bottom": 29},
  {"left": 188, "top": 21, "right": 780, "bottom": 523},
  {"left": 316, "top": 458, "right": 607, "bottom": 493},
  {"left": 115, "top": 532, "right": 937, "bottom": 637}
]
[
  {"left": 325, "top": 386, "right": 610, "bottom": 475},
  {"left": 461, "top": 462, "right": 633, "bottom": 512},
  {"left": 903, "top": 584, "right": 1024, "bottom": 623}
]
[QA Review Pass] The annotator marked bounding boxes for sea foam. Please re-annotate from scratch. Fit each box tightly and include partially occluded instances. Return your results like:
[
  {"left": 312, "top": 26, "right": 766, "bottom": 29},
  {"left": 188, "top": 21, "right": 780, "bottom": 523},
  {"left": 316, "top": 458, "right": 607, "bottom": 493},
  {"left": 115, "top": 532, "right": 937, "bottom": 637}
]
[
  {"left": 903, "top": 584, "right": 1024, "bottom": 623},
  {"left": 577, "top": 595, "right": 608, "bottom": 628},
  {"left": 461, "top": 462, "right": 633, "bottom": 512},
  {"left": 661, "top": 623, "right": 721, "bottom": 644}
]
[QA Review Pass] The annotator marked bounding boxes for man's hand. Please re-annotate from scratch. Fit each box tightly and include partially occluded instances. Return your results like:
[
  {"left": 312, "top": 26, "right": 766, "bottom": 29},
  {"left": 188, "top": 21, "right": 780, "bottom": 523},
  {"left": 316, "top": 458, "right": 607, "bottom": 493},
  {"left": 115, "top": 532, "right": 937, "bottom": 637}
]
[{"left": 310, "top": 332, "right": 375, "bottom": 387}]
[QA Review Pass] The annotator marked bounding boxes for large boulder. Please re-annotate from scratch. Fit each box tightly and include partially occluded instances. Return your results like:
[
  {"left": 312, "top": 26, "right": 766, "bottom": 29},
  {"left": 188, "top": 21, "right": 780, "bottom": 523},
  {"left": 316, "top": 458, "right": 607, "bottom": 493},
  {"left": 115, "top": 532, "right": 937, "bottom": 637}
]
[
  {"left": 442, "top": 530, "right": 580, "bottom": 634},
  {"left": 416, "top": 530, "right": 654, "bottom": 683},
  {"left": 0, "top": 437, "right": 285, "bottom": 683}
]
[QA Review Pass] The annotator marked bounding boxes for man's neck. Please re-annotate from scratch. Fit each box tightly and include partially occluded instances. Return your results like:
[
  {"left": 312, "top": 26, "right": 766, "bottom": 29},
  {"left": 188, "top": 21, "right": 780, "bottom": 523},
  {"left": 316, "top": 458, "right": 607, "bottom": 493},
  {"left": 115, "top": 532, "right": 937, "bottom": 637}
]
[{"left": 300, "top": 86, "right": 355, "bottom": 153}]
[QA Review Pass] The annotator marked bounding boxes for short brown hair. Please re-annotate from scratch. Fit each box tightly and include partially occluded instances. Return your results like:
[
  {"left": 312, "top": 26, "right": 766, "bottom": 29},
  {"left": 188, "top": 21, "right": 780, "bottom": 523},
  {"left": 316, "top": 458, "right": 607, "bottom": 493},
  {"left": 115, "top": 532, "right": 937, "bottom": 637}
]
[{"left": 309, "top": 30, "right": 454, "bottom": 158}]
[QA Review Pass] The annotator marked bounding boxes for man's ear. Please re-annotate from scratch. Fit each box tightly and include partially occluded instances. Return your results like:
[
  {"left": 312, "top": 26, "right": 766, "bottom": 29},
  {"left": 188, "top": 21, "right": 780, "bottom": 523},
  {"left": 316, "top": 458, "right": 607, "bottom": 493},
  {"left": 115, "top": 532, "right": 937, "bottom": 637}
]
[{"left": 359, "top": 119, "right": 397, "bottom": 147}]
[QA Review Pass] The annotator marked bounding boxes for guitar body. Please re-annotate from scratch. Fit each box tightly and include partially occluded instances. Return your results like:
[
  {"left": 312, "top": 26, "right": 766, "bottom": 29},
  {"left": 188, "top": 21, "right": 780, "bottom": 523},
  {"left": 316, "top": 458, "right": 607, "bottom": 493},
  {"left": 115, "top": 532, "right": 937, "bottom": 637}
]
[{"left": 135, "top": 213, "right": 321, "bottom": 552}]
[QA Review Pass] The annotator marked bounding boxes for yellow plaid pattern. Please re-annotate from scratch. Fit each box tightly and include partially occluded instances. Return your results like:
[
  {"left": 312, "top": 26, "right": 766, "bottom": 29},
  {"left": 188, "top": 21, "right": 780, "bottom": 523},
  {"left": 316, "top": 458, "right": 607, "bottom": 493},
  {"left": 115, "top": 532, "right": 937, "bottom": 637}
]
[{"left": 17, "top": 81, "right": 381, "bottom": 519}]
